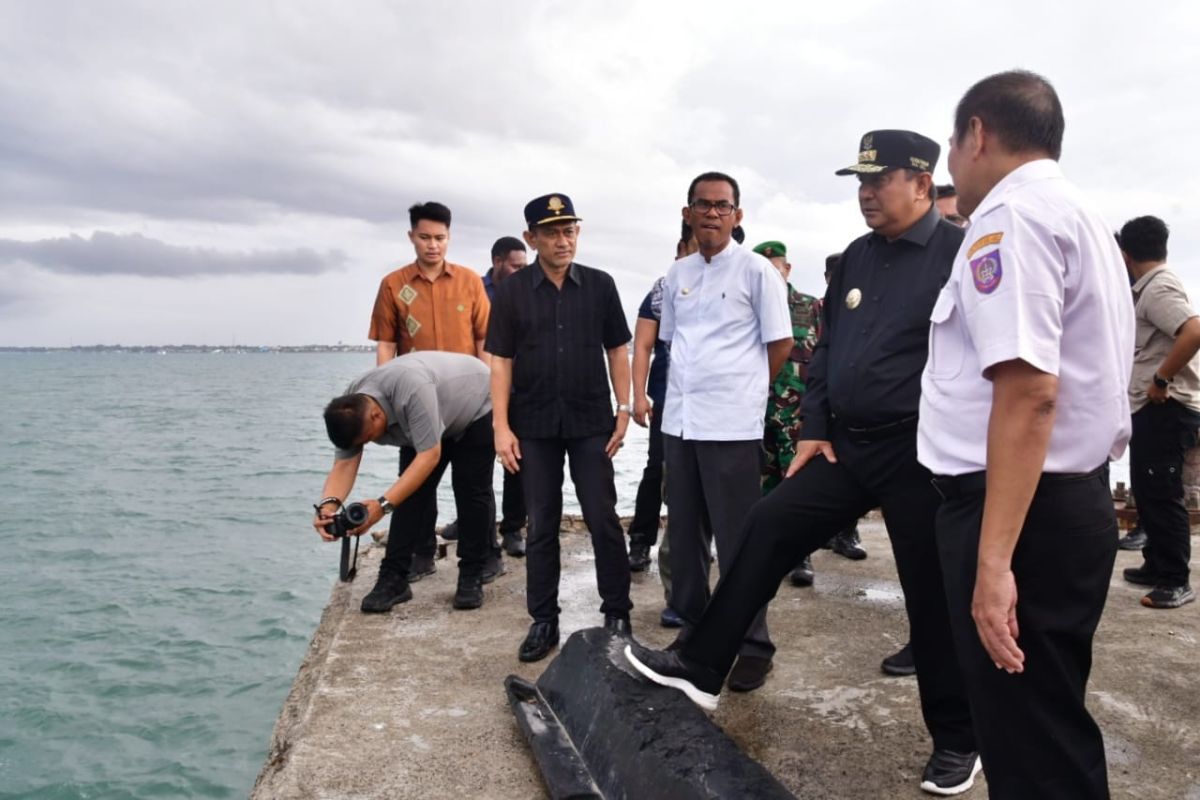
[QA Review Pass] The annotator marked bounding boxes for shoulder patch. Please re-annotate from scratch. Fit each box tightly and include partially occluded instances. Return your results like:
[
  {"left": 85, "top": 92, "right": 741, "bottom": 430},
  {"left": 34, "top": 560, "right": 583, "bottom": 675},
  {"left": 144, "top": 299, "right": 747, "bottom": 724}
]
[
  {"left": 970, "top": 251, "right": 1003, "bottom": 294},
  {"left": 967, "top": 232, "right": 1004, "bottom": 260}
]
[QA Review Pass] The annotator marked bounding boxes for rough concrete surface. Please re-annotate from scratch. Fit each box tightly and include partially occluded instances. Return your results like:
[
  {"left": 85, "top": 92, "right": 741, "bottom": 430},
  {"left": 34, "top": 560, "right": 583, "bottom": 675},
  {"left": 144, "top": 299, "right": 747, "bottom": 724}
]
[{"left": 253, "top": 519, "right": 1200, "bottom": 799}]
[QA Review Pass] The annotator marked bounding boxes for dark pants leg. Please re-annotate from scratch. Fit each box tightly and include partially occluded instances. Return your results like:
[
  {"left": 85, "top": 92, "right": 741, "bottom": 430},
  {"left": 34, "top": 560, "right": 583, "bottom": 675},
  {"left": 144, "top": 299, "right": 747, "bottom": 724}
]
[
  {"left": 382, "top": 446, "right": 453, "bottom": 579},
  {"left": 567, "top": 434, "right": 633, "bottom": 617},
  {"left": 499, "top": 466, "right": 527, "bottom": 537},
  {"left": 446, "top": 413, "right": 495, "bottom": 580},
  {"left": 1131, "top": 400, "right": 1200, "bottom": 586},
  {"left": 628, "top": 409, "right": 665, "bottom": 547},
  {"left": 520, "top": 437, "right": 567, "bottom": 622},
  {"left": 667, "top": 435, "right": 772, "bottom": 659},
  {"left": 936, "top": 468, "right": 1115, "bottom": 799},
  {"left": 400, "top": 447, "right": 438, "bottom": 559}
]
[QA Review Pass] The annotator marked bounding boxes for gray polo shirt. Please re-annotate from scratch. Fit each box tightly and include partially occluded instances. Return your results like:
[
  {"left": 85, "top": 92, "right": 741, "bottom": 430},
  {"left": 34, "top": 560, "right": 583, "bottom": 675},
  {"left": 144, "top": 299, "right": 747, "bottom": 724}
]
[
  {"left": 1131, "top": 264, "right": 1200, "bottom": 413},
  {"left": 334, "top": 352, "right": 492, "bottom": 460}
]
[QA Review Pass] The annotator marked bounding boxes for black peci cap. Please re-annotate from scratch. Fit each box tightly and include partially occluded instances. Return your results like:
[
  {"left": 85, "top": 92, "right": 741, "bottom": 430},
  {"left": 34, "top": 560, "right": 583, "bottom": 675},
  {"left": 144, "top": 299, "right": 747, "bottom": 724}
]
[
  {"left": 835, "top": 129, "right": 940, "bottom": 176},
  {"left": 524, "top": 194, "right": 582, "bottom": 227}
]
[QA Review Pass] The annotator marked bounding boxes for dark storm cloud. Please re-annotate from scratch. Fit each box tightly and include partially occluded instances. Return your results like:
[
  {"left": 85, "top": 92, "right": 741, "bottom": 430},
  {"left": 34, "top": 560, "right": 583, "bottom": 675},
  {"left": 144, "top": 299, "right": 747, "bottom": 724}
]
[{"left": 0, "top": 232, "right": 346, "bottom": 278}]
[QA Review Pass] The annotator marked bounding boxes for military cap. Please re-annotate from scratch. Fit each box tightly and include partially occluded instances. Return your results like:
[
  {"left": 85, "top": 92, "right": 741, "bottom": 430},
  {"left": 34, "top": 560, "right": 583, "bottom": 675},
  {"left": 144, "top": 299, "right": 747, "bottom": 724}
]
[
  {"left": 835, "top": 129, "right": 940, "bottom": 176},
  {"left": 524, "top": 193, "right": 582, "bottom": 227},
  {"left": 752, "top": 240, "right": 787, "bottom": 258}
]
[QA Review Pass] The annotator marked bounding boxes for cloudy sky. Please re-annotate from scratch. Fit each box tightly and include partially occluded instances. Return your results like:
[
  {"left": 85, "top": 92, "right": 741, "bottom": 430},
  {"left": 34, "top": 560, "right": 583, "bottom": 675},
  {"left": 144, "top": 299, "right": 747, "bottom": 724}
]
[{"left": 1, "top": 0, "right": 1197, "bottom": 346}]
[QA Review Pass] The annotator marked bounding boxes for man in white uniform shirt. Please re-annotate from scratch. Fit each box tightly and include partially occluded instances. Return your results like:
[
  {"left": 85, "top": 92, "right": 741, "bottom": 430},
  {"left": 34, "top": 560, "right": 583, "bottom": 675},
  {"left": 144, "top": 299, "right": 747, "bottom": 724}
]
[
  {"left": 658, "top": 171, "right": 792, "bottom": 691},
  {"left": 919, "top": 70, "right": 1133, "bottom": 798}
]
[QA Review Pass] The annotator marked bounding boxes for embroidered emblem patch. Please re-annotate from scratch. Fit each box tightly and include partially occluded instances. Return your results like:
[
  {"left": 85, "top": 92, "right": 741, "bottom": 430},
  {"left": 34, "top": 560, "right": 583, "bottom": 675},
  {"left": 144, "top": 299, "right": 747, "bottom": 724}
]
[
  {"left": 406, "top": 316, "right": 422, "bottom": 336},
  {"left": 846, "top": 288, "right": 862, "bottom": 309},
  {"left": 970, "top": 251, "right": 1003, "bottom": 294},
  {"left": 398, "top": 284, "right": 418, "bottom": 305},
  {"left": 967, "top": 232, "right": 1004, "bottom": 260}
]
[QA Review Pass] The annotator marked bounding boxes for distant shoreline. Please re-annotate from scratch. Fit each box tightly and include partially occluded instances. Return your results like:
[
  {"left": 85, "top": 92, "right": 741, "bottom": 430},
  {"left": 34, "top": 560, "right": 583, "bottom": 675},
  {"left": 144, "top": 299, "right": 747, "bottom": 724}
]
[{"left": 0, "top": 344, "right": 375, "bottom": 354}]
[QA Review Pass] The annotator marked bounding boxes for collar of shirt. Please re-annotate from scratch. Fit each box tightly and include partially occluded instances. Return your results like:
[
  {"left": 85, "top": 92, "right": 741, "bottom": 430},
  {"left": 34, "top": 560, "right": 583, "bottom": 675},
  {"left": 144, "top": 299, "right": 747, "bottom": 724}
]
[
  {"left": 361, "top": 387, "right": 399, "bottom": 428},
  {"left": 530, "top": 259, "right": 581, "bottom": 287},
  {"left": 1131, "top": 263, "right": 1170, "bottom": 296},
  {"left": 868, "top": 202, "right": 941, "bottom": 248},
  {"left": 969, "top": 158, "right": 1063, "bottom": 222},
  {"left": 697, "top": 239, "right": 739, "bottom": 266},
  {"left": 408, "top": 260, "right": 457, "bottom": 282},
  {"left": 482, "top": 268, "right": 495, "bottom": 289}
]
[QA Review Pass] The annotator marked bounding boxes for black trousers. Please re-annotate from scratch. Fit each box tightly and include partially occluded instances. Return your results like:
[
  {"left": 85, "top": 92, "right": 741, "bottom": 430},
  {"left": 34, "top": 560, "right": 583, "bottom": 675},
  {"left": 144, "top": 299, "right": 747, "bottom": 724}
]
[
  {"left": 499, "top": 466, "right": 527, "bottom": 537},
  {"left": 401, "top": 450, "right": 504, "bottom": 557},
  {"left": 521, "top": 434, "right": 632, "bottom": 622},
  {"left": 382, "top": 413, "right": 495, "bottom": 581},
  {"left": 935, "top": 466, "right": 1115, "bottom": 799},
  {"left": 628, "top": 407, "right": 664, "bottom": 547},
  {"left": 681, "top": 428, "right": 974, "bottom": 752},
  {"left": 1131, "top": 400, "right": 1200, "bottom": 586}
]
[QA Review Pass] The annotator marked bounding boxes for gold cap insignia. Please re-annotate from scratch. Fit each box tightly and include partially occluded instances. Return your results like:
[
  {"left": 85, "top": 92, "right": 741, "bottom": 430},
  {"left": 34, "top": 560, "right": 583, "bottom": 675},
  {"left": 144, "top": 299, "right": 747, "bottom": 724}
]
[
  {"left": 910, "top": 156, "right": 930, "bottom": 170},
  {"left": 547, "top": 196, "right": 565, "bottom": 214},
  {"left": 858, "top": 149, "right": 877, "bottom": 164},
  {"left": 846, "top": 288, "right": 862, "bottom": 310}
]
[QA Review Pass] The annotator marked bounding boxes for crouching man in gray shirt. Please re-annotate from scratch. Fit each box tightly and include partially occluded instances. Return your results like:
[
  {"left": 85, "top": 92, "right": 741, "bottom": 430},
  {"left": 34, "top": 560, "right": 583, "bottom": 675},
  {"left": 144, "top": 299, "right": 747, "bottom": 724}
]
[{"left": 312, "top": 352, "right": 497, "bottom": 613}]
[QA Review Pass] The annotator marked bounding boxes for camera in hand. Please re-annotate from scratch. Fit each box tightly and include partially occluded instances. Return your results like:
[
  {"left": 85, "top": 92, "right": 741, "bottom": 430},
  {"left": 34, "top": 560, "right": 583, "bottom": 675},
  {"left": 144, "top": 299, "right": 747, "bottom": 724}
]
[{"left": 326, "top": 502, "right": 369, "bottom": 539}]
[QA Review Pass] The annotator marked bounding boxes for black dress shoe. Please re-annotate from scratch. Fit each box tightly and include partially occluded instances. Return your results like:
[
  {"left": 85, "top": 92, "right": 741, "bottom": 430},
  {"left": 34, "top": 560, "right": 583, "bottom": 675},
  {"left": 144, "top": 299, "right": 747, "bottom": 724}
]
[
  {"left": 406, "top": 553, "right": 437, "bottom": 582},
  {"left": 830, "top": 527, "right": 867, "bottom": 560},
  {"left": 660, "top": 606, "right": 684, "bottom": 628},
  {"left": 1142, "top": 584, "right": 1196, "bottom": 609},
  {"left": 919, "top": 748, "right": 981, "bottom": 795},
  {"left": 1123, "top": 564, "right": 1159, "bottom": 587},
  {"left": 604, "top": 615, "right": 633, "bottom": 636},
  {"left": 628, "top": 543, "right": 651, "bottom": 572},
  {"left": 1117, "top": 526, "right": 1147, "bottom": 550},
  {"left": 360, "top": 572, "right": 413, "bottom": 613},
  {"left": 481, "top": 550, "right": 506, "bottom": 584},
  {"left": 881, "top": 642, "right": 916, "bottom": 676},
  {"left": 518, "top": 620, "right": 559, "bottom": 662},
  {"left": 439, "top": 521, "right": 459, "bottom": 541},
  {"left": 623, "top": 642, "right": 723, "bottom": 710},
  {"left": 501, "top": 531, "right": 526, "bottom": 557},
  {"left": 789, "top": 555, "right": 814, "bottom": 587},
  {"left": 452, "top": 575, "right": 483, "bottom": 610},
  {"left": 727, "top": 655, "right": 773, "bottom": 692}
]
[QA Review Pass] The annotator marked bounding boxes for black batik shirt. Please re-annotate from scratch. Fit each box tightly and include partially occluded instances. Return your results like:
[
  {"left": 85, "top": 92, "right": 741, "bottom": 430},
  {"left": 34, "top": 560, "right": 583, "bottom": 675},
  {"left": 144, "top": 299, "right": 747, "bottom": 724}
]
[
  {"left": 485, "top": 260, "right": 631, "bottom": 439},
  {"left": 801, "top": 204, "right": 964, "bottom": 438}
]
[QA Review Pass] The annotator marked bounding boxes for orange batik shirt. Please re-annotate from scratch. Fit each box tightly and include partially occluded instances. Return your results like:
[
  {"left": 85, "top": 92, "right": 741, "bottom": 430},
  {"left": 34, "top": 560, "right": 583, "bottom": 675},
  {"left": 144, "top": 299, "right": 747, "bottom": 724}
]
[{"left": 368, "top": 262, "right": 490, "bottom": 356}]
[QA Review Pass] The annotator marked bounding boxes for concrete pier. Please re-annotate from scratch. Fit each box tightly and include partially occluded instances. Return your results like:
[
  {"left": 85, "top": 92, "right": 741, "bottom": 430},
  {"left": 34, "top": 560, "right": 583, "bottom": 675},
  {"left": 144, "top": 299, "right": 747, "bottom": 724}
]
[{"left": 253, "top": 518, "right": 1200, "bottom": 799}]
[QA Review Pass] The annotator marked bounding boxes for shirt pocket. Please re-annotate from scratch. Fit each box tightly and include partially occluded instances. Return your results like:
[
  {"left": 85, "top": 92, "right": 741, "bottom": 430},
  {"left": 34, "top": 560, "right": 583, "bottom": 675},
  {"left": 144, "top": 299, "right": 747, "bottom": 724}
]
[{"left": 925, "top": 289, "right": 966, "bottom": 380}]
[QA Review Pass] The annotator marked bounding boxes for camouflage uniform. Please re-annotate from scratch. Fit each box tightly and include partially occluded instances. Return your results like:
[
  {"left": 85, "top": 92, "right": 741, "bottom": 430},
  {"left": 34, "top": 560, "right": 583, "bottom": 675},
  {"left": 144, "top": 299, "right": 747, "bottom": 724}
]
[{"left": 763, "top": 286, "right": 822, "bottom": 492}]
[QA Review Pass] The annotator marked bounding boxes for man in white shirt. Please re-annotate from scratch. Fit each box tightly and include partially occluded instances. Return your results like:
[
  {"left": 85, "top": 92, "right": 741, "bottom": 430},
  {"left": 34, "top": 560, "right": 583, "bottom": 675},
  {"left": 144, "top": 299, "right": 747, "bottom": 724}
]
[
  {"left": 657, "top": 171, "right": 792, "bottom": 691},
  {"left": 920, "top": 70, "right": 1133, "bottom": 798}
]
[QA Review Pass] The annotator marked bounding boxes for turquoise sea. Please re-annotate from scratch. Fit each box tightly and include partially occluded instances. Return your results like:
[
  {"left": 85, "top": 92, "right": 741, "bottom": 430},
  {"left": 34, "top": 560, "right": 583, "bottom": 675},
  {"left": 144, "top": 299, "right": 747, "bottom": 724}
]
[{"left": 0, "top": 352, "right": 649, "bottom": 799}]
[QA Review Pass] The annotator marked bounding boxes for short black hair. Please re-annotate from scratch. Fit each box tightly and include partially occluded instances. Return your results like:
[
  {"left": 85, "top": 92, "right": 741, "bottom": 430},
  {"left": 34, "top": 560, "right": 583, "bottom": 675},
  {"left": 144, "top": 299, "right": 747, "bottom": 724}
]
[
  {"left": 687, "top": 171, "right": 741, "bottom": 207},
  {"left": 732, "top": 225, "right": 745, "bottom": 245},
  {"left": 409, "top": 202, "right": 452, "bottom": 229},
  {"left": 936, "top": 183, "right": 957, "bottom": 198},
  {"left": 490, "top": 236, "right": 526, "bottom": 259},
  {"left": 1117, "top": 216, "right": 1169, "bottom": 262},
  {"left": 323, "top": 394, "right": 372, "bottom": 450},
  {"left": 825, "top": 252, "right": 842, "bottom": 276},
  {"left": 954, "top": 70, "right": 1064, "bottom": 160},
  {"left": 679, "top": 220, "right": 693, "bottom": 243}
]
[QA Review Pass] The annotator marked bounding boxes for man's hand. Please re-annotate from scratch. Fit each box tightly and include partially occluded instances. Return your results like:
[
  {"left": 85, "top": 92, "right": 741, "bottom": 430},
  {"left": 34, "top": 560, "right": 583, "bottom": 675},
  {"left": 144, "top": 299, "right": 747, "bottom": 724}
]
[
  {"left": 633, "top": 395, "right": 653, "bottom": 428},
  {"left": 312, "top": 502, "right": 340, "bottom": 542},
  {"left": 496, "top": 427, "right": 522, "bottom": 473},
  {"left": 972, "top": 563, "right": 1025, "bottom": 673},
  {"left": 785, "top": 439, "right": 837, "bottom": 477},
  {"left": 1148, "top": 380, "right": 1169, "bottom": 404},
  {"left": 606, "top": 412, "right": 630, "bottom": 457}
]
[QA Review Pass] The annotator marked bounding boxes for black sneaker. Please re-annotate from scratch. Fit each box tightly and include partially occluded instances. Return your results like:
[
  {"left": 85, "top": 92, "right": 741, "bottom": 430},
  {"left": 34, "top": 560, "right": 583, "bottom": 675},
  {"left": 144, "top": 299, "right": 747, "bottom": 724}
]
[
  {"left": 360, "top": 572, "right": 413, "bottom": 613},
  {"left": 727, "top": 655, "right": 773, "bottom": 692},
  {"left": 830, "top": 527, "right": 868, "bottom": 560},
  {"left": 501, "top": 530, "right": 526, "bottom": 557},
  {"left": 919, "top": 749, "right": 982, "bottom": 796},
  {"left": 481, "top": 551, "right": 506, "bottom": 584},
  {"left": 659, "top": 606, "right": 684, "bottom": 628},
  {"left": 1142, "top": 584, "right": 1196, "bottom": 609},
  {"left": 1123, "top": 564, "right": 1159, "bottom": 587},
  {"left": 628, "top": 543, "right": 651, "bottom": 572},
  {"left": 881, "top": 642, "right": 916, "bottom": 676},
  {"left": 1117, "top": 526, "right": 1147, "bottom": 550},
  {"left": 623, "top": 642, "right": 723, "bottom": 711},
  {"left": 453, "top": 575, "right": 483, "bottom": 610},
  {"left": 439, "top": 521, "right": 459, "bottom": 541},
  {"left": 406, "top": 553, "right": 437, "bottom": 582},
  {"left": 789, "top": 555, "right": 814, "bottom": 587}
]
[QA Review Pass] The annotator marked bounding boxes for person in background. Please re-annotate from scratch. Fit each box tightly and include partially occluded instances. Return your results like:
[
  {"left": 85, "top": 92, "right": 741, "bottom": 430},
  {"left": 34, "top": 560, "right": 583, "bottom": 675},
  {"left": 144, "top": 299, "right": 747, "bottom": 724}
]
[
  {"left": 486, "top": 193, "right": 634, "bottom": 663},
  {"left": 1118, "top": 215, "right": 1200, "bottom": 609},
  {"left": 935, "top": 183, "right": 969, "bottom": 227},
  {"left": 367, "top": 202, "right": 499, "bottom": 584}
]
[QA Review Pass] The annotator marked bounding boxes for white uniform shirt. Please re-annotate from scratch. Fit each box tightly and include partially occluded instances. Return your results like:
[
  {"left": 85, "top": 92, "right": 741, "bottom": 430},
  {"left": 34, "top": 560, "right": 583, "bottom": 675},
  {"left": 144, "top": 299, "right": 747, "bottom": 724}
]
[
  {"left": 917, "top": 159, "right": 1133, "bottom": 476},
  {"left": 660, "top": 240, "right": 792, "bottom": 441}
]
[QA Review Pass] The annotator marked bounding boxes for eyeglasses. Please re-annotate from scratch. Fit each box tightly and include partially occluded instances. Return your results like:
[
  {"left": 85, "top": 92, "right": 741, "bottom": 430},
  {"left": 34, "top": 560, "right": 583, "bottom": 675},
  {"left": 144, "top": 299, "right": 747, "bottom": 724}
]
[{"left": 689, "top": 199, "right": 737, "bottom": 216}]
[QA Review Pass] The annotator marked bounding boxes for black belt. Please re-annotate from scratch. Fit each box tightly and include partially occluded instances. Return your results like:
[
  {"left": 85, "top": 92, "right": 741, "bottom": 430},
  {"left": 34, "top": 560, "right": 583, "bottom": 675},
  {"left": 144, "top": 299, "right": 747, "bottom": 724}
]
[
  {"left": 931, "top": 464, "right": 1109, "bottom": 501},
  {"left": 840, "top": 415, "right": 918, "bottom": 443}
]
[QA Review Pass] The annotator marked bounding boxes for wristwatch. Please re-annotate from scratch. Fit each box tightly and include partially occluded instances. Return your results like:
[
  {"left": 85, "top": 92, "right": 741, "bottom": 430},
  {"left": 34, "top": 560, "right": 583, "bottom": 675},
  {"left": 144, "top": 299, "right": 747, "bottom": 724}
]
[
  {"left": 377, "top": 496, "right": 395, "bottom": 515},
  {"left": 615, "top": 403, "right": 632, "bottom": 415},
  {"left": 1153, "top": 373, "right": 1172, "bottom": 389}
]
